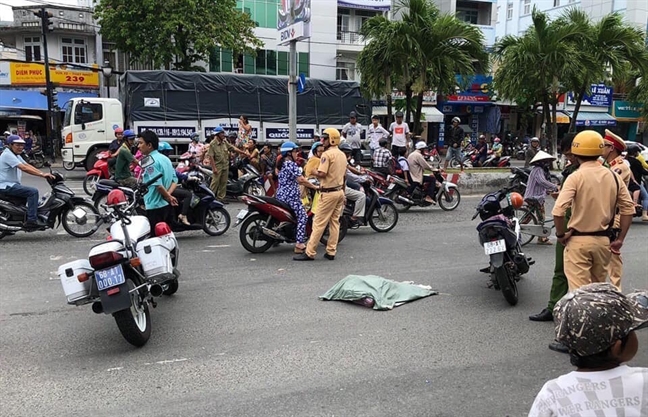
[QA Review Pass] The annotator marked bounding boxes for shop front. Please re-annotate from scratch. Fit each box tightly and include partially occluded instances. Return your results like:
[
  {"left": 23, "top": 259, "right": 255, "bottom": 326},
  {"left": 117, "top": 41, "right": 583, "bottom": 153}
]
[{"left": 611, "top": 100, "right": 644, "bottom": 142}]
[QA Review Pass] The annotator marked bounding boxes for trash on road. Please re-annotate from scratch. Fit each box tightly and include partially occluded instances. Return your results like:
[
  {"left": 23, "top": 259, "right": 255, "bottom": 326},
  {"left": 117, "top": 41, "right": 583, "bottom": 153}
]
[{"left": 319, "top": 275, "right": 438, "bottom": 310}]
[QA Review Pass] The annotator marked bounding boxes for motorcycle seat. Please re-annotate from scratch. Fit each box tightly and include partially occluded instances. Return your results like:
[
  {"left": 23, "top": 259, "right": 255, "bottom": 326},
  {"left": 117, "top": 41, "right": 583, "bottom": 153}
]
[
  {"left": 255, "top": 196, "right": 294, "bottom": 213},
  {"left": 0, "top": 192, "right": 26, "bottom": 205},
  {"left": 97, "top": 179, "right": 120, "bottom": 188}
]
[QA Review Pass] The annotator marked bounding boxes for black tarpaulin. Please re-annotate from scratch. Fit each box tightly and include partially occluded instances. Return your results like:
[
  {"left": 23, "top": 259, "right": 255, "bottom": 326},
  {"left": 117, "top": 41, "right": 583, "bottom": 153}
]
[{"left": 120, "top": 71, "right": 369, "bottom": 125}]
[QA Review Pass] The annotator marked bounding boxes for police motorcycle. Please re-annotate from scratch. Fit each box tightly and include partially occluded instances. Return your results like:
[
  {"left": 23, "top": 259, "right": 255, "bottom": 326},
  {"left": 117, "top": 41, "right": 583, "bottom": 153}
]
[
  {"left": 472, "top": 188, "right": 534, "bottom": 306},
  {"left": 0, "top": 170, "right": 103, "bottom": 240},
  {"left": 57, "top": 177, "right": 180, "bottom": 347}
]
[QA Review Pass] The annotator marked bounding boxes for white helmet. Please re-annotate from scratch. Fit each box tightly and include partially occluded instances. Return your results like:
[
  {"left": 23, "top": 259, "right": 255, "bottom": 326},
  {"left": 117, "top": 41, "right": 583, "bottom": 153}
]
[
  {"left": 452, "top": 117, "right": 461, "bottom": 124},
  {"left": 530, "top": 150, "right": 556, "bottom": 165},
  {"left": 530, "top": 136, "right": 540, "bottom": 143},
  {"left": 415, "top": 141, "right": 428, "bottom": 150}
]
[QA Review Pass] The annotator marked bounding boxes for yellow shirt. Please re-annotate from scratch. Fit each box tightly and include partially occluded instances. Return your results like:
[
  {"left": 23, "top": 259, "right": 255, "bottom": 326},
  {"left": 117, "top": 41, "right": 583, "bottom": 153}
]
[
  {"left": 609, "top": 156, "right": 631, "bottom": 186},
  {"left": 552, "top": 160, "right": 635, "bottom": 233},
  {"left": 207, "top": 139, "right": 236, "bottom": 170},
  {"left": 317, "top": 147, "right": 347, "bottom": 189},
  {"left": 305, "top": 156, "right": 320, "bottom": 178}
]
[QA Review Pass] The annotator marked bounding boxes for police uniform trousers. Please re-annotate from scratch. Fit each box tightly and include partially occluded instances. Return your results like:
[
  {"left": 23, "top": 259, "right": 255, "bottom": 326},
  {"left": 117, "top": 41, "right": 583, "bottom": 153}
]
[
  {"left": 306, "top": 190, "right": 345, "bottom": 257},
  {"left": 210, "top": 168, "right": 228, "bottom": 201},
  {"left": 563, "top": 235, "right": 611, "bottom": 291},
  {"left": 607, "top": 253, "right": 623, "bottom": 290}
]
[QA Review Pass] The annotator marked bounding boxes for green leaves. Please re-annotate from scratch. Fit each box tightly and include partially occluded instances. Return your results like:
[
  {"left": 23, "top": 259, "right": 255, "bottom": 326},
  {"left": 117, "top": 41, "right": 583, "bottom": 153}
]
[{"left": 95, "top": 0, "right": 263, "bottom": 71}]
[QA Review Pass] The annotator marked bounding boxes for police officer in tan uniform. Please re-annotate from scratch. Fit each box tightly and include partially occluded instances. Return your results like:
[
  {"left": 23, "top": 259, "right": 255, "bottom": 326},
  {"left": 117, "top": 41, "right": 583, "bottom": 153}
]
[
  {"left": 552, "top": 130, "right": 635, "bottom": 291},
  {"left": 207, "top": 126, "right": 247, "bottom": 201},
  {"left": 294, "top": 128, "right": 346, "bottom": 261},
  {"left": 601, "top": 129, "right": 632, "bottom": 290}
]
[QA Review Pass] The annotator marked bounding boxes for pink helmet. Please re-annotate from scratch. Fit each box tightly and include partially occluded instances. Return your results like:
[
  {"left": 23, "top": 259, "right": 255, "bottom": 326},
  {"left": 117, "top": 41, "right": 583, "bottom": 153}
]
[{"left": 494, "top": 138, "right": 501, "bottom": 143}]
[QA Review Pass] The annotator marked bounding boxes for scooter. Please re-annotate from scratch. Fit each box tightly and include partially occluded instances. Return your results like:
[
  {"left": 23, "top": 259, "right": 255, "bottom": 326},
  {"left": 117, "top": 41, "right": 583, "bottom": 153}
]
[
  {"left": 235, "top": 184, "right": 347, "bottom": 253},
  {"left": 57, "top": 177, "right": 181, "bottom": 347},
  {"left": 385, "top": 170, "right": 461, "bottom": 212},
  {"left": 84, "top": 150, "right": 112, "bottom": 195},
  {"left": 481, "top": 153, "right": 511, "bottom": 168},
  {"left": 0, "top": 171, "right": 103, "bottom": 240},
  {"left": 342, "top": 179, "right": 399, "bottom": 233},
  {"left": 197, "top": 160, "right": 265, "bottom": 198},
  {"left": 23, "top": 147, "right": 47, "bottom": 169},
  {"left": 472, "top": 187, "right": 534, "bottom": 306}
]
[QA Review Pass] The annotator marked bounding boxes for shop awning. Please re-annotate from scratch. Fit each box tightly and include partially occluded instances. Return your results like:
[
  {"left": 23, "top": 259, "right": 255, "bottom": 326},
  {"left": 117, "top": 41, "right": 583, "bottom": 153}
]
[
  {"left": 551, "top": 111, "right": 570, "bottom": 124},
  {"left": 567, "top": 111, "right": 616, "bottom": 127},
  {"left": 420, "top": 106, "right": 444, "bottom": 123},
  {"left": 0, "top": 90, "right": 46, "bottom": 110}
]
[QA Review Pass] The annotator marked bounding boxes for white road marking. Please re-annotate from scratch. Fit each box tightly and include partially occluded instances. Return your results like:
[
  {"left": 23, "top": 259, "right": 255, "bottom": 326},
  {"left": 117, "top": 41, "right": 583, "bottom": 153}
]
[
  {"left": 207, "top": 245, "right": 230, "bottom": 248},
  {"left": 50, "top": 255, "right": 62, "bottom": 261},
  {"left": 106, "top": 367, "right": 123, "bottom": 372},
  {"left": 144, "top": 358, "right": 189, "bottom": 366}
]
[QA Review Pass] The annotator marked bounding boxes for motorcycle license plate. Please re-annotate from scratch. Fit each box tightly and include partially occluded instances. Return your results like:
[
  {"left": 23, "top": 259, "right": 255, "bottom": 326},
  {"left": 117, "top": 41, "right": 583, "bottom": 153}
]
[
  {"left": 387, "top": 183, "right": 395, "bottom": 190},
  {"left": 95, "top": 264, "right": 126, "bottom": 291},
  {"left": 484, "top": 239, "right": 506, "bottom": 255},
  {"left": 236, "top": 209, "right": 248, "bottom": 220}
]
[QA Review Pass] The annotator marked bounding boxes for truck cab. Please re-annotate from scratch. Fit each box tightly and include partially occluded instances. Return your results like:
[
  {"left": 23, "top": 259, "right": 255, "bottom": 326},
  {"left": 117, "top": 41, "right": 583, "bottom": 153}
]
[{"left": 61, "top": 98, "right": 123, "bottom": 171}]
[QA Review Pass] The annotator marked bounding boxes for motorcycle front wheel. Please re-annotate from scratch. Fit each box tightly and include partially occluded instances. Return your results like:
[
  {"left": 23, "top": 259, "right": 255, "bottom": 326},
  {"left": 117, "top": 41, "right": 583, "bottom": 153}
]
[
  {"left": 515, "top": 207, "right": 538, "bottom": 247},
  {"left": 113, "top": 278, "right": 151, "bottom": 347},
  {"left": 317, "top": 215, "right": 348, "bottom": 245},
  {"left": 83, "top": 174, "right": 100, "bottom": 196},
  {"left": 62, "top": 201, "right": 102, "bottom": 238},
  {"left": 202, "top": 207, "right": 231, "bottom": 236},
  {"left": 438, "top": 187, "right": 461, "bottom": 211},
  {"left": 368, "top": 203, "right": 398, "bottom": 232},
  {"left": 244, "top": 181, "right": 264, "bottom": 197},
  {"left": 239, "top": 212, "right": 275, "bottom": 253},
  {"left": 494, "top": 265, "right": 518, "bottom": 306}
]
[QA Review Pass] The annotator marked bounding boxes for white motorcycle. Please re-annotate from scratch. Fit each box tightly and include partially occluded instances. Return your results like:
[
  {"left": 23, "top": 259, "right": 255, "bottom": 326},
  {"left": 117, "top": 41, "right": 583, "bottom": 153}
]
[{"left": 57, "top": 174, "right": 180, "bottom": 347}]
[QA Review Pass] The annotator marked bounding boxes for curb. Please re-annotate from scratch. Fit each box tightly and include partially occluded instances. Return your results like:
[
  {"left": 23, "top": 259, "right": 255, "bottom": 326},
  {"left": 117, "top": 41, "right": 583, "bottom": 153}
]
[{"left": 442, "top": 172, "right": 510, "bottom": 196}]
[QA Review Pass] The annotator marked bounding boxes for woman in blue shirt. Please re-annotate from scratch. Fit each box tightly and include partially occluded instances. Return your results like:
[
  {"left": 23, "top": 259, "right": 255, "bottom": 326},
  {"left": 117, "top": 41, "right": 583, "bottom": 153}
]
[{"left": 275, "top": 142, "right": 319, "bottom": 254}]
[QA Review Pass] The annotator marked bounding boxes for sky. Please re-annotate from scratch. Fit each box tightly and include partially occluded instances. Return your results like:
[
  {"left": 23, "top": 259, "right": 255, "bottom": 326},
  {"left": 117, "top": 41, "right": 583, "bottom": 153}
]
[{"left": 1, "top": 0, "right": 80, "bottom": 22}]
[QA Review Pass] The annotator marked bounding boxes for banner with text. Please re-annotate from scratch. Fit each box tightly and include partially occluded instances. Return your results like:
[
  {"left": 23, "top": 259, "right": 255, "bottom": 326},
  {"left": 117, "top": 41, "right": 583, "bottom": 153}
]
[{"left": 0, "top": 62, "right": 99, "bottom": 88}]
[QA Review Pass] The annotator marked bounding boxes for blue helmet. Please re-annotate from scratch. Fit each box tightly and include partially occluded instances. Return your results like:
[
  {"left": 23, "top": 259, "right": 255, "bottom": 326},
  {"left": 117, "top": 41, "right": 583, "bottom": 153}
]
[
  {"left": 122, "top": 129, "right": 136, "bottom": 139},
  {"left": 280, "top": 141, "right": 298, "bottom": 157},
  {"left": 212, "top": 126, "right": 225, "bottom": 135},
  {"left": 311, "top": 141, "right": 322, "bottom": 153},
  {"left": 158, "top": 141, "right": 173, "bottom": 152},
  {"left": 6, "top": 135, "right": 25, "bottom": 145}
]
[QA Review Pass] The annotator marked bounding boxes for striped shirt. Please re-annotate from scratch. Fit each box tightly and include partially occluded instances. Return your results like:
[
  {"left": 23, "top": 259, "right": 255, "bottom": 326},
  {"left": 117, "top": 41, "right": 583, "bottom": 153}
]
[{"left": 524, "top": 166, "right": 558, "bottom": 204}]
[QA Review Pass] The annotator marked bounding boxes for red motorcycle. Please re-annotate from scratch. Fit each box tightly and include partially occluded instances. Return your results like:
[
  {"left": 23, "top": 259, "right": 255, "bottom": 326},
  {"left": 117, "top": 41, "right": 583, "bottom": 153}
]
[
  {"left": 235, "top": 192, "right": 347, "bottom": 253},
  {"left": 83, "top": 150, "right": 112, "bottom": 195}
]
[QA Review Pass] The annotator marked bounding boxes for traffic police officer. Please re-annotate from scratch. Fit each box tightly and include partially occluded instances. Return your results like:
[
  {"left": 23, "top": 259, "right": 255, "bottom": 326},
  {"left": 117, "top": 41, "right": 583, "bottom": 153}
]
[
  {"left": 294, "top": 128, "right": 346, "bottom": 261},
  {"left": 601, "top": 130, "right": 631, "bottom": 289},
  {"left": 206, "top": 127, "right": 247, "bottom": 201},
  {"left": 552, "top": 130, "right": 635, "bottom": 291}
]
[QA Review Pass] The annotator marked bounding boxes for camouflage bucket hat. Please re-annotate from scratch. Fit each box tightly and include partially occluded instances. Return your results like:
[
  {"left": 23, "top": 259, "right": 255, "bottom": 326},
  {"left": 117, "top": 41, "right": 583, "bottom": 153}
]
[{"left": 553, "top": 283, "right": 648, "bottom": 357}]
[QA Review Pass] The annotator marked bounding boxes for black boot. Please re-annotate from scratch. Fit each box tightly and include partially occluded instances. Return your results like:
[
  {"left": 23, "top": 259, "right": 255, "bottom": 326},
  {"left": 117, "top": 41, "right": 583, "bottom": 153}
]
[
  {"left": 548, "top": 341, "right": 569, "bottom": 354},
  {"left": 529, "top": 308, "right": 553, "bottom": 322}
]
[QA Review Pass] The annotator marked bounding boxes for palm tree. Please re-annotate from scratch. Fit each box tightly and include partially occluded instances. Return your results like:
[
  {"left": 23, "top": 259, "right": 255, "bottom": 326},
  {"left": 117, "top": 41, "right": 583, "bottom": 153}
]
[
  {"left": 559, "top": 9, "right": 648, "bottom": 132},
  {"left": 395, "top": 0, "right": 489, "bottom": 133},
  {"left": 494, "top": 8, "right": 583, "bottom": 155}
]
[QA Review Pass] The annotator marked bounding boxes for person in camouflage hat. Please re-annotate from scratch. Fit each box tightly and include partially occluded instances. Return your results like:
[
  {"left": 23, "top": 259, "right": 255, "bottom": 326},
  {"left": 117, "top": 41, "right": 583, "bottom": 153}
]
[{"left": 529, "top": 283, "right": 648, "bottom": 416}]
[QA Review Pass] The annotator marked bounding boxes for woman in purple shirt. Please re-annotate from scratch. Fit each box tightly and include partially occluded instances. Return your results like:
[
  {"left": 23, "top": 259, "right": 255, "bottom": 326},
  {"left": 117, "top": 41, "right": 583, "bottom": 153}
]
[{"left": 525, "top": 150, "right": 559, "bottom": 244}]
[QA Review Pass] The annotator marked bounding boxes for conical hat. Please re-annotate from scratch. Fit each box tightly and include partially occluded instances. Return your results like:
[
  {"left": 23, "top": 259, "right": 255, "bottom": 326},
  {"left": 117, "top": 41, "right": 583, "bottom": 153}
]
[{"left": 530, "top": 150, "right": 555, "bottom": 165}]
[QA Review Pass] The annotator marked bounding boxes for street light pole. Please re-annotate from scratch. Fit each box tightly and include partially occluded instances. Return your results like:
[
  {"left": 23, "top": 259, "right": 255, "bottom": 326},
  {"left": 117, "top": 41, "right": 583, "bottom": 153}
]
[
  {"left": 288, "top": 41, "right": 297, "bottom": 143},
  {"left": 102, "top": 59, "right": 113, "bottom": 98},
  {"left": 35, "top": 7, "right": 54, "bottom": 160}
]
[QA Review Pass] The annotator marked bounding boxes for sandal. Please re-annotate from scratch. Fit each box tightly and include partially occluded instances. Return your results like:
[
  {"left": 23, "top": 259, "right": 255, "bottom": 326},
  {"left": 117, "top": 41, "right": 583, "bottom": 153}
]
[
  {"left": 294, "top": 246, "right": 306, "bottom": 254},
  {"left": 537, "top": 238, "right": 553, "bottom": 245}
]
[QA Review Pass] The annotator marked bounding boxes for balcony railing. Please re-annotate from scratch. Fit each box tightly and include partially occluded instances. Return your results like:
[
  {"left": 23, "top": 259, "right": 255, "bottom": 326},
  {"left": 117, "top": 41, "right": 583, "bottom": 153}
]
[{"left": 337, "top": 31, "right": 365, "bottom": 46}]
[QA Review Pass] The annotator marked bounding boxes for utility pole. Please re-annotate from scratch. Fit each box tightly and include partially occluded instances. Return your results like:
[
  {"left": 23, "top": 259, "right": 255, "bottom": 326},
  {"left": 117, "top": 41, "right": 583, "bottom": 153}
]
[
  {"left": 288, "top": 41, "right": 297, "bottom": 143},
  {"left": 34, "top": 7, "right": 55, "bottom": 160}
]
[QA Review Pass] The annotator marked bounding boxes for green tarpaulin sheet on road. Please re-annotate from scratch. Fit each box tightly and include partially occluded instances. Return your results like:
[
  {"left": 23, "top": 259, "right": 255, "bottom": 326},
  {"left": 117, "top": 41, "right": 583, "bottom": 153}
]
[{"left": 319, "top": 275, "right": 438, "bottom": 310}]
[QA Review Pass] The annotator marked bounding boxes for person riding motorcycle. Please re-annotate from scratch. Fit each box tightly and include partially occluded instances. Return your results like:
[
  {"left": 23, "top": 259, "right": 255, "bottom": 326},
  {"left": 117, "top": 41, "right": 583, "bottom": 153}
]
[
  {"left": 491, "top": 137, "right": 503, "bottom": 159},
  {"left": 0, "top": 135, "right": 55, "bottom": 228},
  {"left": 275, "top": 142, "right": 319, "bottom": 254},
  {"left": 407, "top": 141, "right": 438, "bottom": 204},
  {"left": 188, "top": 133, "right": 205, "bottom": 157},
  {"left": 108, "top": 127, "right": 124, "bottom": 170},
  {"left": 340, "top": 143, "right": 367, "bottom": 227},
  {"left": 114, "top": 130, "right": 138, "bottom": 188}
]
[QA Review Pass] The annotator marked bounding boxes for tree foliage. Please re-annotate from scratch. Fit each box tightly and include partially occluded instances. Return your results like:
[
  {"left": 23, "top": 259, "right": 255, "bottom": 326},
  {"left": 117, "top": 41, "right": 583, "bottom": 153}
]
[{"left": 94, "top": 0, "right": 263, "bottom": 71}]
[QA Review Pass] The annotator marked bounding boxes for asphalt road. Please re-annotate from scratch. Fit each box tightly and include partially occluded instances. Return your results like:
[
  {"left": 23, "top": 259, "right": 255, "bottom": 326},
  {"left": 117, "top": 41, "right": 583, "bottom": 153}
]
[{"left": 1, "top": 171, "right": 647, "bottom": 417}]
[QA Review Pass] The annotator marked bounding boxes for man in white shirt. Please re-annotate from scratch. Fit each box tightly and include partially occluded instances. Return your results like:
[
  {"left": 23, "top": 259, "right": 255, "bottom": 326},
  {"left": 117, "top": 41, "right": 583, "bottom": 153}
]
[
  {"left": 366, "top": 115, "right": 389, "bottom": 156},
  {"left": 341, "top": 111, "right": 363, "bottom": 164},
  {"left": 389, "top": 111, "right": 411, "bottom": 155},
  {"left": 529, "top": 284, "right": 648, "bottom": 417}
]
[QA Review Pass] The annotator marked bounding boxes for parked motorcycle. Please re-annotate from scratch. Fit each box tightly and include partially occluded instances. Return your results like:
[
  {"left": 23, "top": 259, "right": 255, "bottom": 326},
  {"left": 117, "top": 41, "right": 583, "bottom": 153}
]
[
  {"left": 449, "top": 145, "right": 476, "bottom": 169},
  {"left": 471, "top": 188, "right": 534, "bottom": 306},
  {"left": 235, "top": 187, "right": 347, "bottom": 253},
  {"left": 57, "top": 180, "right": 181, "bottom": 347},
  {"left": 342, "top": 178, "right": 399, "bottom": 233},
  {"left": 385, "top": 170, "right": 461, "bottom": 212},
  {"left": 480, "top": 154, "right": 511, "bottom": 168},
  {"left": 197, "top": 160, "right": 265, "bottom": 198},
  {"left": 516, "top": 144, "right": 528, "bottom": 160},
  {"left": 23, "top": 147, "right": 47, "bottom": 169},
  {"left": 83, "top": 150, "right": 112, "bottom": 195},
  {"left": 0, "top": 171, "right": 103, "bottom": 240},
  {"left": 92, "top": 175, "right": 231, "bottom": 237}
]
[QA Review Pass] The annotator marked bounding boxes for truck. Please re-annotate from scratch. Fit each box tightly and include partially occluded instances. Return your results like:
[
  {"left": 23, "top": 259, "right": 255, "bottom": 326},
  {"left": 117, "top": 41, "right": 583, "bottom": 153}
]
[{"left": 60, "top": 70, "right": 369, "bottom": 170}]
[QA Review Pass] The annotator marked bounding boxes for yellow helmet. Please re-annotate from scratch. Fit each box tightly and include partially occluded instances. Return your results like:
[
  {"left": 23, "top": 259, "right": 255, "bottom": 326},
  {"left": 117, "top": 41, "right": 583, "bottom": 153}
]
[
  {"left": 571, "top": 130, "right": 605, "bottom": 157},
  {"left": 322, "top": 128, "right": 341, "bottom": 146}
]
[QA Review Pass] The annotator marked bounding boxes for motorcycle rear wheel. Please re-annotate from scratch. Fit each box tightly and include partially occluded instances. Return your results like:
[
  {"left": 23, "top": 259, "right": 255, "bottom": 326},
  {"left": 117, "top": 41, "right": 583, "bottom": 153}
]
[
  {"left": 318, "top": 215, "right": 348, "bottom": 245},
  {"left": 83, "top": 174, "right": 100, "bottom": 196},
  {"left": 239, "top": 212, "right": 275, "bottom": 253},
  {"left": 515, "top": 207, "right": 538, "bottom": 247},
  {"left": 368, "top": 203, "right": 398, "bottom": 232},
  {"left": 244, "top": 181, "right": 264, "bottom": 197},
  {"left": 391, "top": 188, "right": 412, "bottom": 212},
  {"left": 494, "top": 265, "right": 518, "bottom": 306},
  {"left": 203, "top": 207, "right": 231, "bottom": 236},
  {"left": 438, "top": 187, "right": 461, "bottom": 211},
  {"left": 62, "top": 201, "right": 101, "bottom": 238},
  {"left": 113, "top": 278, "right": 151, "bottom": 347}
]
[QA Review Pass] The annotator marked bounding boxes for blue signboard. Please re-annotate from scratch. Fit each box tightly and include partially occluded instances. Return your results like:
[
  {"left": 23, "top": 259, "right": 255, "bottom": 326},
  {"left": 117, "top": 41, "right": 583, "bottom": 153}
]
[
  {"left": 567, "top": 84, "right": 613, "bottom": 107},
  {"left": 265, "top": 127, "right": 315, "bottom": 141},
  {"left": 137, "top": 126, "right": 195, "bottom": 138},
  {"left": 445, "top": 74, "right": 493, "bottom": 104},
  {"left": 576, "top": 119, "right": 616, "bottom": 127}
]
